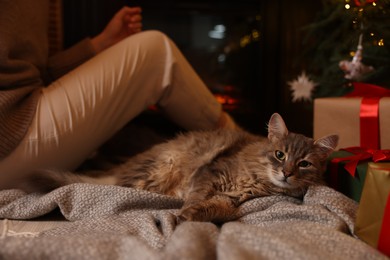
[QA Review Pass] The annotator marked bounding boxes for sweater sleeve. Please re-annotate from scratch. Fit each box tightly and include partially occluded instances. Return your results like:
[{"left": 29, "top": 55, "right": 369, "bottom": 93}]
[{"left": 46, "top": 38, "right": 96, "bottom": 81}]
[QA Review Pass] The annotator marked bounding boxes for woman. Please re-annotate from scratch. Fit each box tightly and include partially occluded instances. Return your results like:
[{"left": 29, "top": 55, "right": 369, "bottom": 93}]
[{"left": 0, "top": 0, "right": 236, "bottom": 184}]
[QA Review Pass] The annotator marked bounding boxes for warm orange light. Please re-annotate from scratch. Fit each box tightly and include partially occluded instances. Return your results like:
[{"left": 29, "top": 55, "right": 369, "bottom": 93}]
[
  {"left": 214, "top": 94, "right": 240, "bottom": 105},
  {"left": 252, "top": 30, "right": 260, "bottom": 40},
  {"left": 240, "top": 36, "right": 251, "bottom": 48}
]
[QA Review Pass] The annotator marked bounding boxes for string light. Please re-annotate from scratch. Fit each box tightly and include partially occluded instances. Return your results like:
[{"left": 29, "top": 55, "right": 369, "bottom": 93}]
[
  {"left": 378, "top": 39, "right": 384, "bottom": 46},
  {"left": 239, "top": 29, "right": 261, "bottom": 48},
  {"left": 252, "top": 30, "right": 260, "bottom": 40},
  {"left": 345, "top": 4, "right": 351, "bottom": 9},
  {"left": 240, "top": 35, "right": 250, "bottom": 48}
]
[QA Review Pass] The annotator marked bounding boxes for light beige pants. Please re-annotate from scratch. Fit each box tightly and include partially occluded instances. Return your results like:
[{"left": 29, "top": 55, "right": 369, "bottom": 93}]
[{"left": 0, "top": 30, "right": 222, "bottom": 181}]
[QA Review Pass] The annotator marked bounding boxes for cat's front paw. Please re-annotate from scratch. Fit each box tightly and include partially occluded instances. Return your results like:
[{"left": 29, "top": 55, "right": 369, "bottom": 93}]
[
  {"left": 175, "top": 214, "right": 187, "bottom": 225},
  {"left": 177, "top": 205, "right": 208, "bottom": 223}
]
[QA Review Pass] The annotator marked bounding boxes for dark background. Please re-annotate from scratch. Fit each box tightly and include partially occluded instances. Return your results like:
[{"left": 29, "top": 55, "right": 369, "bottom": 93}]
[{"left": 62, "top": 0, "right": 322, "bottom": 137}]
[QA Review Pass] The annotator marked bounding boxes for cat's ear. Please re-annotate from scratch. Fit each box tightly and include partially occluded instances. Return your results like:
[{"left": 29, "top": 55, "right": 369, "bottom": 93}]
[
  {"left": 314, "top": 134, "right": 339, "bottom": 156},
  {"left": 267, "top": 113, "right": 288, "bottom": 142}
]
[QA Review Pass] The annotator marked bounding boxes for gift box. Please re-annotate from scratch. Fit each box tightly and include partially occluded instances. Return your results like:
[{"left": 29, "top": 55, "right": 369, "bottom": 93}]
[
  {"left": 326, "top": 149, "right": 390, "bottom": 202},
  {"left": 326, "top": 150, "right": 368, "bottom": 202},
  {"left": 314, "top": 96, "right": 390, "bottom": 150},
  {"left": 355, "top": 163, "right": 390, "bottom": 257}
]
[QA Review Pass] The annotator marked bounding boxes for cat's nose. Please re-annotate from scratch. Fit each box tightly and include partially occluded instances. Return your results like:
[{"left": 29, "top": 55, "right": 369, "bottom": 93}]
[{"left": 282, "top": 170, "right": 293, "bottom": 178}]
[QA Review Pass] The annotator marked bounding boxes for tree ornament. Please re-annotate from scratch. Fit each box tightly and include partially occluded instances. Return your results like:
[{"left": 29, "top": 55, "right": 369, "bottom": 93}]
[
  {"left": 339, "top": 33, "right": 375, "bottom": 81},
  {"left": 288, "top": 71, "right": 318, "bottom": 102}
]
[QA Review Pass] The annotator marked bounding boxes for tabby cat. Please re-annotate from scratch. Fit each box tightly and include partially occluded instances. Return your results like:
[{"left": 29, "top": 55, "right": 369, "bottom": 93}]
[{"left": 20, "top": 113, "right": 338, "bottom": 223}]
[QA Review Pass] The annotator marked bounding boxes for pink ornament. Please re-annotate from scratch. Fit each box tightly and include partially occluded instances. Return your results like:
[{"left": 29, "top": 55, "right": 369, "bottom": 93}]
[{"left": 339, "top": 34, "right": 374, "bottom": 81}]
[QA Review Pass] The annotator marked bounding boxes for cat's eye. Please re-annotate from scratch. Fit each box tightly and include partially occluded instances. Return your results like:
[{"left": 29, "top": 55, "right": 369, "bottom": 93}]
[
  {"left": 275, "top": 150, "right": 286, "bottom": 160},
  {"left": 298, "top": 160, "right": 312, "bottom": 168}
]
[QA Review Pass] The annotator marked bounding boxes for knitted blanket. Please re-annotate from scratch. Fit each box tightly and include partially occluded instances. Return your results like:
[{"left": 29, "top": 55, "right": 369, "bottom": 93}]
[{"left": 0, "top": 184, "right": 386, "bottom": 259}]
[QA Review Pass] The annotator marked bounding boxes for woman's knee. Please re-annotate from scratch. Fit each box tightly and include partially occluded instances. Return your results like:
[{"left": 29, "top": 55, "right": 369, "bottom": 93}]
[
  {"left": 137, "top": 30, "right": 171, "bottom": 42},
  {"left": 123, "top": 30, "right": 175, "bottom": 59}
]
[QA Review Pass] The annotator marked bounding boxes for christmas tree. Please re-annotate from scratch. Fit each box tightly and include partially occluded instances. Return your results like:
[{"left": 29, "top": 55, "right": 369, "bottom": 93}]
[{"left": 292, "top": 0, "right": 390, "bottom": 99}]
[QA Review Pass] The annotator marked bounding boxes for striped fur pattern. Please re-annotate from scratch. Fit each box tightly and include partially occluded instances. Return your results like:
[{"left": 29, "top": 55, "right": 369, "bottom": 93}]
[{"left": 20, "top": 113, "right": 338, "bottom": 223}]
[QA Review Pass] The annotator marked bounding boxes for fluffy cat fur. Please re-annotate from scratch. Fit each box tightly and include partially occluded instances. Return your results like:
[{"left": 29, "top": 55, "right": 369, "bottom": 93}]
[{"left": 18, "top": 113, "right": 338, "bottom": 223}]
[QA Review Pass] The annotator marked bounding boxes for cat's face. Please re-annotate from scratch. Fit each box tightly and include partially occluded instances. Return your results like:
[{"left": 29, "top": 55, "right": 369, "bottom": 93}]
[
  {"left": 266, "top": 133, "right": 328, "bottom": 191},
  {"left": 265, "top": 113, "right": 338, "bottom": 192}
]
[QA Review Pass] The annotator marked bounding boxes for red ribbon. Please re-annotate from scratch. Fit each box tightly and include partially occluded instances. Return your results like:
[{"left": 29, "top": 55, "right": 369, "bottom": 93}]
[
  {"left": 345, "top": 82, "right": 390, "bottom": 150},
  {"left": 360, "top": 97, "right": 380, "bottom": 149},
  {"left": 329, "top": 147, "right": 390, "bottom": 189},
  {"left": 340, "top": 147, "right": 389, "bottom": 176},
  {"left": 345, "top": 83, "right": 390, "bottom": 98},
  {"left": 378, "top": 192, "right": 390, "bottom": 256}
]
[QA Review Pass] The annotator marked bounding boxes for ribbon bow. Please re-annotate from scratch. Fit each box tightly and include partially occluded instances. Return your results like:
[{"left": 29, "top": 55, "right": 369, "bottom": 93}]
[{"left": 332, "top": 147, "right": 390, "bottom": 177}]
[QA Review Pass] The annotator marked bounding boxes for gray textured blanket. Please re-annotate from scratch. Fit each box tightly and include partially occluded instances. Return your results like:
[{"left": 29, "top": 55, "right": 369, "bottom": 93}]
[{"left": 0, "top": 184, "right": 387, "bottom": 259}]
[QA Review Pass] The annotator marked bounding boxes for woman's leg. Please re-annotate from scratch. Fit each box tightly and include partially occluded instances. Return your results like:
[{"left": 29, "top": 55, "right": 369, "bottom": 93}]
[{"left": 0, "top": 30, "right": 235, "bottom": 182}]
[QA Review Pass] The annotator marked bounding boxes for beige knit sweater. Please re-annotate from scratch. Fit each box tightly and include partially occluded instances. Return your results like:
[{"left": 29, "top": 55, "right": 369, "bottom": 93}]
[{"left": 0, "top": 0, "right": 96, "bottom": 159}]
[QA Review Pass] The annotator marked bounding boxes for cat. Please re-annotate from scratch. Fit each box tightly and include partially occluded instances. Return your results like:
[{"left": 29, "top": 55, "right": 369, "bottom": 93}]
[{"left": 19, "top": 113, "right": 338, "bottom": 223}]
